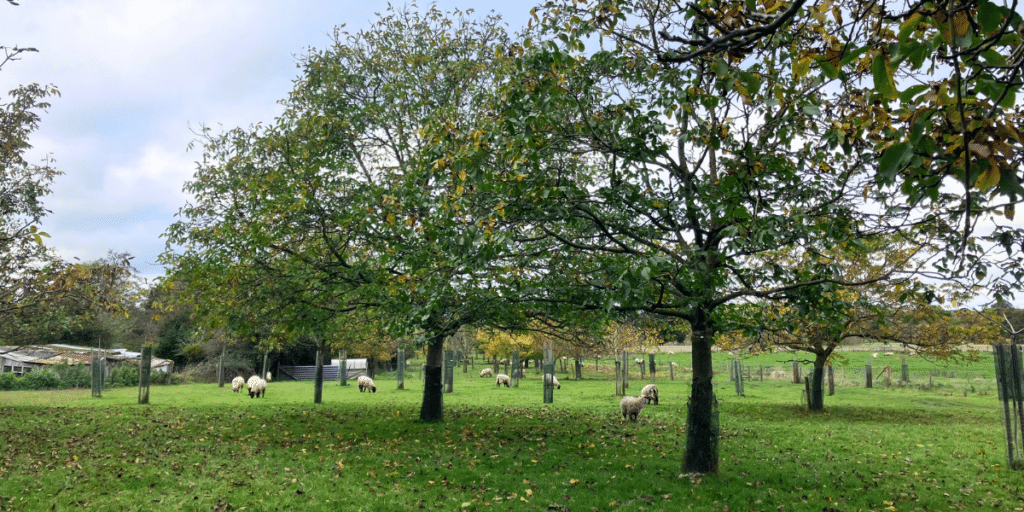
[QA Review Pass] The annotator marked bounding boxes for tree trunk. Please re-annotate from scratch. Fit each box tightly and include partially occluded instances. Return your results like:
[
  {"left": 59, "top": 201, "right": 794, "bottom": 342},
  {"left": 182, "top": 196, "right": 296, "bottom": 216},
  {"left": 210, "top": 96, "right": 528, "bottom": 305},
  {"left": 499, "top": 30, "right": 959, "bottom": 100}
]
[
  {"left": 683, "top": 318, "right": 718, "bottom": 474},
  {"left": 809, "top": 352, "right": 827, "bottom": 411},
  {"left": 419, "top": 336, "right": 445, "bottom": 422}
]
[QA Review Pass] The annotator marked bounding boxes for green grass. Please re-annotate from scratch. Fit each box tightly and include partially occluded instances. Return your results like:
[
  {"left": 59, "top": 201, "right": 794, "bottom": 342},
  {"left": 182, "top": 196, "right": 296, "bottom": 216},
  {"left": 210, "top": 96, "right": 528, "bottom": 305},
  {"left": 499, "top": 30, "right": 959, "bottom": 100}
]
[{"left": 1, "top": 363, "right": 1022, "bottom": 512}]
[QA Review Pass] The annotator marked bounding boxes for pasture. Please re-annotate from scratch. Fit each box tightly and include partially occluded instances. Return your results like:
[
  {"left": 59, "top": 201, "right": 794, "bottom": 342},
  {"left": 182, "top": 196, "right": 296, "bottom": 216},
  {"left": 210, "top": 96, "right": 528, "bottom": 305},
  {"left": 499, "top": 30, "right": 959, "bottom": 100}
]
[{"left": 0, "top": 353, "right": 1021, "bottom": 512}]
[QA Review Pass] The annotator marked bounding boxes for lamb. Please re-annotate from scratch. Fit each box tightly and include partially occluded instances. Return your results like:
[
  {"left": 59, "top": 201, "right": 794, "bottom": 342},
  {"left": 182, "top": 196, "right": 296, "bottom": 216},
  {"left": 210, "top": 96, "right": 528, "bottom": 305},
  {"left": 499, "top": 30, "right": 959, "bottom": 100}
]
[
  {"left": 247, "top": 376, "right": 266, "bottom": 398},
  {"left": 480, "top": 368, "right": 493, "bottom": 378},
  {"left": 496, "top": 373, "right": 510, "bottom": 387},
  {"left": 640, "top": 384, "right": 659, "bottom": 405},
  {"left": 231, "top": 376, "right": 245, "bottom": 393},
  {"left": 620, "top": 395, "right": 652, "bottom": 422},
  {"left": 357, "top": 375, "right": 377, "bottom": 393}
]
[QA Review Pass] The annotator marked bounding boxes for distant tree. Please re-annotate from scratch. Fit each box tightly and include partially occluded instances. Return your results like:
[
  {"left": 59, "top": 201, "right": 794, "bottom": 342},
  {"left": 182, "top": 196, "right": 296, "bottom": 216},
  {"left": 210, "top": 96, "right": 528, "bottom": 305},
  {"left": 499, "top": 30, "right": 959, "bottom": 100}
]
[{"left": 717, "top": 239, "right": 1002, "bottom": 410}]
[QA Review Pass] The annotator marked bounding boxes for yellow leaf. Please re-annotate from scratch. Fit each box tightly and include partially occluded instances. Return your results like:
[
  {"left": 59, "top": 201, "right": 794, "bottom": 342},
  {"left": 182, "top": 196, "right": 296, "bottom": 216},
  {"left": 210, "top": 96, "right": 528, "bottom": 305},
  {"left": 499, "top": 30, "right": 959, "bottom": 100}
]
[
  {"left": 459, "top": 170, "right": 467, "bottom": 181},
  {"left": 974, "top": 164, "right": 1000, "bottom": 191},
  {"left": 386, "top": 212, "right": 395, "bottom": 225}
]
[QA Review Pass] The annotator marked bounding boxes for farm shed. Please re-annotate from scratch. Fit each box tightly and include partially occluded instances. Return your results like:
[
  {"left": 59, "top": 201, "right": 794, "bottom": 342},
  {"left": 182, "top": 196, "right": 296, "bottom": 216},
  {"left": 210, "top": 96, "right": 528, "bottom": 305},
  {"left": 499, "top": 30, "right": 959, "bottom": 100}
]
[{"left": 0, "top": 345, "right": 172, "bottom": 376}]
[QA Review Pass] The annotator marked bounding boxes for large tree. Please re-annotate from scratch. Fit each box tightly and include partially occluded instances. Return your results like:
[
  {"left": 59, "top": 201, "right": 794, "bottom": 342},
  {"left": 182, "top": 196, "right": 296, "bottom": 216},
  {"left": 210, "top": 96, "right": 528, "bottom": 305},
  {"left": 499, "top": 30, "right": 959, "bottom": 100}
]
[
  {"left": 425, "top": 0, "right": 1024, "bottom": 475},
  {"left": 162, "top": 6, "right": 542, "bottom": 418}
]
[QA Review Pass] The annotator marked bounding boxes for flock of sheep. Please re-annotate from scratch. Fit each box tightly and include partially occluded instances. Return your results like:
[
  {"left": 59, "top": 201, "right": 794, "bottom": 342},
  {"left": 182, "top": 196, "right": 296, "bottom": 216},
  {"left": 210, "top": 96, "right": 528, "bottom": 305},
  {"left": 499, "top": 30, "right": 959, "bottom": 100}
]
[
  {"left": 229, "top": 365, "right": 661, "bottom": 422},
  {"left": 231, "top": 372, "right": 271, "bottom": 398},
  {"left": 483, "top": 365, "right": 659, "bottom": 422}
]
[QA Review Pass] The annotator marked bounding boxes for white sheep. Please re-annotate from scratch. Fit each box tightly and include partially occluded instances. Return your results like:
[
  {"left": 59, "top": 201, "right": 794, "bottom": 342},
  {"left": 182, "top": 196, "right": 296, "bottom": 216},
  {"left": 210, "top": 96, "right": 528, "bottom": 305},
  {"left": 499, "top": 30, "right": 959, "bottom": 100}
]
[
  {"left": 357, "top": 375, "right": 377, "bottom": 393},
  {"left": 670, "top": 362, "right": 679, "bottom": 368},
  {"left": 480, "top": 368, "right": 493, "bottom": 378},
  {"left": 231, "top": 376, "right": 245, "bottom": 393},
  {"left": 872, "top": 353, "right": 878, "bottom": 358},
  {"left": 248, "top": 376, "right": 266, "bottom": 398},
  {"left": 884, "top": 352, "right": 894, "bottom": 356},
  {"left": 551, "top": 375, "right": 560, "bottom": 389},
  {"left": 620, "top": 395, "right": 652, "bottom": 422},
  {"left": 640, "top": 384, "right": 659, "bottom": 405},
  {"left": 265, "top": 371, "right": 272, "bottom": 382},
  {"left": 496, "top": 374, "right": 510, "bottom": 387}
]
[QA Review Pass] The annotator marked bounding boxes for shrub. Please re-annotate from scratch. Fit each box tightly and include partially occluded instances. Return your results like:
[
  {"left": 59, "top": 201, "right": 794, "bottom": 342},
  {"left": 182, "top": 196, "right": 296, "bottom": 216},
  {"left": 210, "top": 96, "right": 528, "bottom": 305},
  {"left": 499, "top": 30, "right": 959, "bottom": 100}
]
[
  {"left": 20, "top": 370, "right": 61, "bottom": 390},
  {"left": 50, "top": 363, "right": 91, "bottom": 389},
  {"left": 0, "top": 372, "right": 20, "bottom": 391},
  {"left": 149, "top": 370, "right": 183, "bottom": 385},
  {"left": 109, "top": 364, "right": 140, "bottom": 388}
]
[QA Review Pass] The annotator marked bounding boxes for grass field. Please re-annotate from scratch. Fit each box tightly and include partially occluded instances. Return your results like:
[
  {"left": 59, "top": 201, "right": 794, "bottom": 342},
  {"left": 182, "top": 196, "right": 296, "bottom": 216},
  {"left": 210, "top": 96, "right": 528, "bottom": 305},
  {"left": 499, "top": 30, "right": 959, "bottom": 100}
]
[{"left": 1, "top": 353, "right": 1021, "bottom": 512}]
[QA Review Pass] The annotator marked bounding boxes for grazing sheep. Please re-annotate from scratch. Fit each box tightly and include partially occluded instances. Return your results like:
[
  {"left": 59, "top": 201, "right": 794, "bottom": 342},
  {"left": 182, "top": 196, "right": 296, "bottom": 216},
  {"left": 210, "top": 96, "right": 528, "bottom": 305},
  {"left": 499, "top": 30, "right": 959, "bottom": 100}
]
[
  {"left": 265, "top": 371, "right": 272, "bottom": 382},
  {"left": 620, "top": 395, "right": 652, "bottom": 422},
  {"left": 231, "top": 376, "right": 245, "bottom": 393},
  {"left": 884, "top": 352, "right": 894, "bottom": 356},
  {"left": 640, "top": 384, "right": 659, "bottom": 405},
  {"left": 248, "top": 376, "right": 266, "bottom": 398},
  {"left": 551, "top": 375, "right": 560, "bottom": 389},
  {"left": 480, "top": 368, "right": 493, "bottom": 378},
  {"left": 872, "top": 353, "right": 878, "bottom": 358},
  {"left": 357, "top": 375, "right": 377, "bottom": 393},
  {"left": 496, "top": 374, "right": 511, "bottom": 387},
  {"left": 246, "top": 375, "right": 260, "bottom": 394}
]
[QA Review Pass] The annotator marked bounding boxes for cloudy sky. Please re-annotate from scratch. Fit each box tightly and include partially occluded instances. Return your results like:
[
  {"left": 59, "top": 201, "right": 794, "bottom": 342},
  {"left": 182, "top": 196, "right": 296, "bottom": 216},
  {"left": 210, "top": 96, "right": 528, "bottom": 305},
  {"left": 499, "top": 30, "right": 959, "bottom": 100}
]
[
  {"left": 3, "top": 1, "right": 531, "bottom": 285},
  {"left": 5, "top": 2, "right": 1023, "bottom": 308}
]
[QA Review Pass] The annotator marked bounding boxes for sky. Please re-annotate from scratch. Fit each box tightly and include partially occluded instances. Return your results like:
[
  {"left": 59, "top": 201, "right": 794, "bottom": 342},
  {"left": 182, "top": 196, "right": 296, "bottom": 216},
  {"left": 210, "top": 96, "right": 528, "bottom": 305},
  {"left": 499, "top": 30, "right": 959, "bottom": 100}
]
[{"left": 2, "top": 0, "right": 531, "bottom": 285}]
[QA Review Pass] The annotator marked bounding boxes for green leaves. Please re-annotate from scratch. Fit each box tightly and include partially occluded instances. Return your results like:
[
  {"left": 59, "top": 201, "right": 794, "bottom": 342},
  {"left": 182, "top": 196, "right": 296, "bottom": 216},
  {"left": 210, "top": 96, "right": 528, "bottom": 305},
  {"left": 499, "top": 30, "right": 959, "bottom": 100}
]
[{"left": 871, "top": 53, "right": 898, "bottom": 102}]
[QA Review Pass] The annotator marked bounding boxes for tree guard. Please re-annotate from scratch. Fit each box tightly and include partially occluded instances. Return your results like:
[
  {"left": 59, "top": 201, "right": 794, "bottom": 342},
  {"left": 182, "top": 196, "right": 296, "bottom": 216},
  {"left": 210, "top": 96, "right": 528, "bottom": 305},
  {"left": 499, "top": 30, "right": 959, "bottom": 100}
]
[
  {"left": 339, "top": 350, "right": 348, "bottom": 386},
  {"left": 217, "top": 345, "right": 225, "bottom": 388},
  {"left": 444, "top": 349, "right": 454, "bottom": 393},
  {"left": 397, "top": 349, "right": 406, "bottom": 390},
  {"left": 138, "top": 347, "right": 152, "bottom": 405},
  {"left": 621, "top": 350, "right": 629, "bottom": 391},
  {"left": 91, "top": 354, "right": 104, "bottom": 398},
  {"left": 511, "top": 351, "right": 521, "bottom": 388},
  {"left": 314, "top": 349, "right": 324, "bottom": 404},
  {"left": 615, "top": 361, "right": 623, "bottom": 396},
  {"left": 732, "top": 360, "right": 744, "bottom": 396},
  {"left": 543, "top": 346, "right": 555, "bottom": 404},
  {"left": 994, "top": 344, "right": 1024, "bottom": 469}
]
